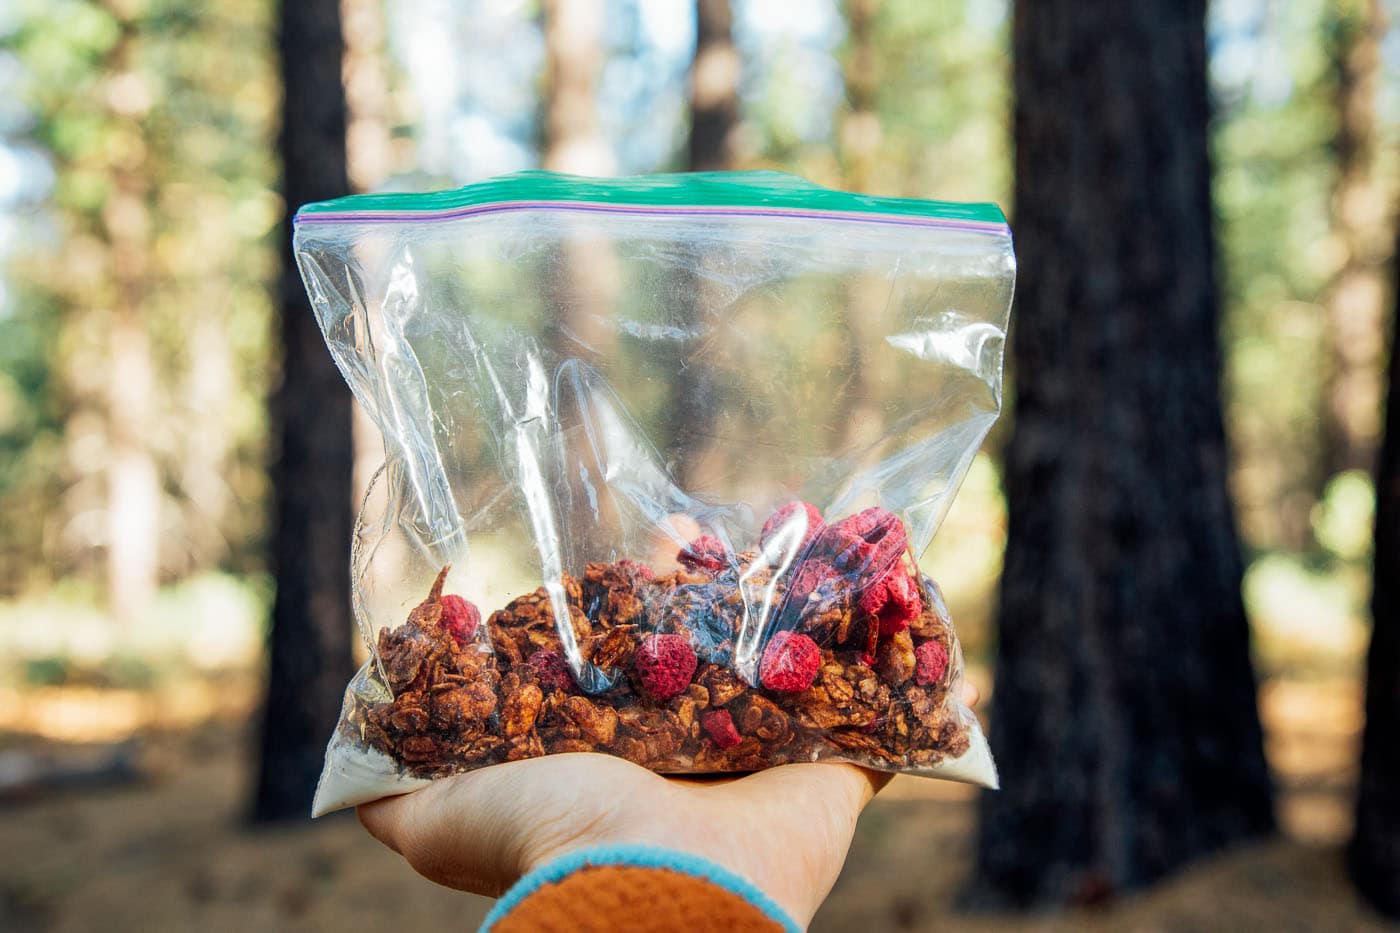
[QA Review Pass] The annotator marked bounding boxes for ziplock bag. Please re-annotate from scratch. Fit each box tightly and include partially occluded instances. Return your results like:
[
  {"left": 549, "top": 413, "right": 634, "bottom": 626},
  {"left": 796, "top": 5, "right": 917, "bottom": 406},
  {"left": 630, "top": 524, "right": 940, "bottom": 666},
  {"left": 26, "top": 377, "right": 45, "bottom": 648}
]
[{"left": 293, "top": 172, "right": 1014, "bottom": 816}]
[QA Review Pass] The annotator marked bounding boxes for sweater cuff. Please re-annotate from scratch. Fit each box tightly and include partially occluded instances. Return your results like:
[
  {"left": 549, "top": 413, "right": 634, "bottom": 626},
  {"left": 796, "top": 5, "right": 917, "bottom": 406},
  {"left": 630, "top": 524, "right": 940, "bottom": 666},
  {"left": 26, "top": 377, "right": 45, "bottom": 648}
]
[{"left": 480, "top": 843, "right": 800, "bottom": 932}]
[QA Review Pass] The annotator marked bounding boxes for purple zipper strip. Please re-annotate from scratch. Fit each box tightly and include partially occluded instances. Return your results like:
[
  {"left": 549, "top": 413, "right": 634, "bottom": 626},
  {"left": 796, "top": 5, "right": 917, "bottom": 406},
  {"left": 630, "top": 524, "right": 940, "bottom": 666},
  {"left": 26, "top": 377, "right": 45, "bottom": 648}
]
[{"left": 294, "top": 199, "right": 1010, "bottom": 235}]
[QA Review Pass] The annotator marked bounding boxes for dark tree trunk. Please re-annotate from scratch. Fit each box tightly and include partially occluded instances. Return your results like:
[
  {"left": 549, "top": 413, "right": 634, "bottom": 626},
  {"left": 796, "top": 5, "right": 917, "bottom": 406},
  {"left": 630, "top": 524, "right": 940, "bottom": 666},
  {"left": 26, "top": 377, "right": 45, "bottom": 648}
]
[
  {"left": 251, "top": 0, "right": 355, "bottom": 823},
  {"left": 971, "top": 0, "right": 1274, "bottom": 905},
  {"left": 1349, "top": 213, "right": 1400, "bottom": 919}
]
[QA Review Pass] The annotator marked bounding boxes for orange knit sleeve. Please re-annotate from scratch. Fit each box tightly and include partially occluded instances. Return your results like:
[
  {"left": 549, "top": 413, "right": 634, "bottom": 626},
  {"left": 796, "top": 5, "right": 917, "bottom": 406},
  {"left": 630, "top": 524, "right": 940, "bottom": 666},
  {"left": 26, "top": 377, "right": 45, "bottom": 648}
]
[
  {"left": 481, "top": 846, "right": 798, "bottom": 932},
  {"left": 492, "top": 864, "right": 785, "bottom": 932}
]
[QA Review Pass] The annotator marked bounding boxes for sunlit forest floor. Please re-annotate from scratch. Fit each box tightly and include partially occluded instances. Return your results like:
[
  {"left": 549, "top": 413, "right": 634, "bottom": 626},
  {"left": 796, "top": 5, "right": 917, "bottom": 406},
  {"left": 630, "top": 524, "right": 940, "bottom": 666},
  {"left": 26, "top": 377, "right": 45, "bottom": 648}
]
[{"left": 1, "top": 668, "right": 1392, "bottom": 932}]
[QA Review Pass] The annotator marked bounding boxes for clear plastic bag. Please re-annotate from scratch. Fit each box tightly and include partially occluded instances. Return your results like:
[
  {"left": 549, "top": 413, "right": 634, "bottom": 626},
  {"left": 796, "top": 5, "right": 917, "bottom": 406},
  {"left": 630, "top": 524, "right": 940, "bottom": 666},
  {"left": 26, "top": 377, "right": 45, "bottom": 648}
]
[{"left": 295, "top": 171, "right": 1014, "bottom": 816}]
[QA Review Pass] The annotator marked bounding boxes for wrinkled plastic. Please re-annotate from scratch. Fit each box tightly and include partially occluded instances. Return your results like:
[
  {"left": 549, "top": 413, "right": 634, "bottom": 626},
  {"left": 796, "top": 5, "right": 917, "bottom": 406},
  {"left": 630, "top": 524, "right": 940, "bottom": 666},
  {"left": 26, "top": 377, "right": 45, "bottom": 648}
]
[{"left": 295, "top": 171, "right": 1014, "bottom": 816}]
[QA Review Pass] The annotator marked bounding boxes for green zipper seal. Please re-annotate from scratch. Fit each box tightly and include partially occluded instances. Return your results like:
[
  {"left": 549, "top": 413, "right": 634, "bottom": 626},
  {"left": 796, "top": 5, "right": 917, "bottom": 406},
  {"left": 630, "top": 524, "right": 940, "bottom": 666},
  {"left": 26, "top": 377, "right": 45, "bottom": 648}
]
[{"left": 294, "top": 170, "right": 1008, "bottom": 231}]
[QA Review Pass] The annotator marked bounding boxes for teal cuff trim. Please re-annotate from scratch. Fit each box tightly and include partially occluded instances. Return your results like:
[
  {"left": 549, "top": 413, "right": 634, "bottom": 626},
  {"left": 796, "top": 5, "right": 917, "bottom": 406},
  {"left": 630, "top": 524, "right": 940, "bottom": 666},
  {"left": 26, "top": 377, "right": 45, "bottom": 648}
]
[{"left": 480, "top": 843, "right": 800, "bottom": 932}]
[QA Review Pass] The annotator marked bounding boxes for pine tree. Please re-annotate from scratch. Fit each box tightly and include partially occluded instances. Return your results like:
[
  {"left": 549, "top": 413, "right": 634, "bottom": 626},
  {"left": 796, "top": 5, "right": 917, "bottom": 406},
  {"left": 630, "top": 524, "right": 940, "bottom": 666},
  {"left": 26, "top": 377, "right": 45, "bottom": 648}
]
[
  {"left": 252, "top": 0, "right": 355, "bottom": 822},
  {"left": 972, "top": 0, "right": 1274, "bottom": 905},
  {"left": 1349, "top": 193, "right": 1400, "bottom": 919}
]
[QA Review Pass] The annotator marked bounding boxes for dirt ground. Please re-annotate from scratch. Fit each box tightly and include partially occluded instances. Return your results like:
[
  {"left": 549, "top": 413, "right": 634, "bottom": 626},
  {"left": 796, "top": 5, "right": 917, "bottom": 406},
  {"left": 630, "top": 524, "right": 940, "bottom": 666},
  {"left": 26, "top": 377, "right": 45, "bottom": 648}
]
[{"left": 0, "top": 677, "right": 1394, "bottom": 932}]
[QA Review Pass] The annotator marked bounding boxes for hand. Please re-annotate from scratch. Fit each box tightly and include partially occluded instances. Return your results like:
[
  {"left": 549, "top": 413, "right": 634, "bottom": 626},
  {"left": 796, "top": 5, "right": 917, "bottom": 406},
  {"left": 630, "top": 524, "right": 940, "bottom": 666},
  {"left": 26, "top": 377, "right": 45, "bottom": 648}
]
[{"left": 359, "top": 682, "right": 980, "bottom": 928}]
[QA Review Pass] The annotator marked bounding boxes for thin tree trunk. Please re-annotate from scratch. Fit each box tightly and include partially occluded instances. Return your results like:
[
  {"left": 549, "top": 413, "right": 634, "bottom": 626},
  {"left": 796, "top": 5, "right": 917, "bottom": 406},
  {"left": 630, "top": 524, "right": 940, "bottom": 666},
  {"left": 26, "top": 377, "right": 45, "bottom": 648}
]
[
  {"left": 541, "top": 0, "right": 612, "bottom": 178},
  {"left": 971, "top": 0, "right": 1274, "bottom": 906},
  {"left": 179, "top": 288, "right": 237, "bottom": 569},
  {"left": 252, "top": 0, "right": 355, "bottom": 823},
  {"left": 688, "top": 0, "right": 740, "bottom": 173},
  {"left": 1349, "top": 204, "right": 1400, "bottom": 920},
  {"left": 831, "top": 0, "right": 882, "bottom": 453},
  {"left": 103, "top": 13, "right": 161, "bottom": 627},
  {"left": 342, "top": 0, "right": 396, "bottom": 610},
  {"left": 666, "top": 0, "right": 740, "bottom": 489},
  {"left": 838, "top": 0, "right": 881, "bottom": 194},
  {"left": 1321, "top": 0, "right": 1387, "bottom": 481},
  {"left": 540, "top": 0, "right": 615, "bottom": 368}
]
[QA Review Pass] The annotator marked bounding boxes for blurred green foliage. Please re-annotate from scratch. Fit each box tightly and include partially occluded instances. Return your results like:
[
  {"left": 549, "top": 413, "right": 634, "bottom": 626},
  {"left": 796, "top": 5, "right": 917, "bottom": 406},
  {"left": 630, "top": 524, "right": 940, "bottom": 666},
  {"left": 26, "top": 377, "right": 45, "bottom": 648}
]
[
  {"left": 0, "top": 0, "right": 278, "bottom": 593},
  {"left": 0, "top": 0, "right": 1393, "bottom": 679}
]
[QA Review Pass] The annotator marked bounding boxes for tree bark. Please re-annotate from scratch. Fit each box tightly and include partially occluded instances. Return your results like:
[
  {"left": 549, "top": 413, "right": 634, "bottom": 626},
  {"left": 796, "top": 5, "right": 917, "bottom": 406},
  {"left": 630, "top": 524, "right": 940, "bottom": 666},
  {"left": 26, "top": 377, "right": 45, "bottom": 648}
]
[
  {"left": 103, "top": 11, "right": 161, "bottom": 628},
  {"left": 838, "top": 0, "right": 881, "bottom": 194},
  {"left": 541, "top": 0, "right": 612, "bottom": 178},
  {"left": 1321, "top": 0, "right": 1387, "bottom": 481},
  {"left": 252, "top": 0, "right": 355, "bottom": 823},
  {"left": 664, "top": 0, "right": 741, "bottom": 488},
  {"left": 829, "top": 0, "right": 884, "bottom": 453},
  {"left": 540, "top": 0, "right": 615, "bottom": 367},
  {"left": 971, "top": 0, "right": 1274, "bottom": 906},
  {"left": 1349, "top": 201, "right": 1400, "bottom": 920},
  {"left": 688, "top": 0, "right": 740, "bottom": 173}
]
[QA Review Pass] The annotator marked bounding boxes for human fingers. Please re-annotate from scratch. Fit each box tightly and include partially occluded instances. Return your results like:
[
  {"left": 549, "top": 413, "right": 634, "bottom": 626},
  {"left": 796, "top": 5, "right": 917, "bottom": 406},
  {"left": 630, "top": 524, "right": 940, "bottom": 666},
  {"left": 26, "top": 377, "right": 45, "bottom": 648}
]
[
  {"left": 357, "top": 766, "right": 531, "bottom": 896},
  {"left": 359, "top": 754, "right": 671, "bottom": 896},
  {"left": 961, "top": 679, "right": 980, "bottom": 708}
]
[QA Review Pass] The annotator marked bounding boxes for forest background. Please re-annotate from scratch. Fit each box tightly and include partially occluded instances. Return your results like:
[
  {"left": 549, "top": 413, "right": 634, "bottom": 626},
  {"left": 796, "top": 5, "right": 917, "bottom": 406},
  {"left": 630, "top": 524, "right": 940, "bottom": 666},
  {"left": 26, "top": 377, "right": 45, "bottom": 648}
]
[{"left": 1, "top": 0, "right": 1398, "bottom": 929}]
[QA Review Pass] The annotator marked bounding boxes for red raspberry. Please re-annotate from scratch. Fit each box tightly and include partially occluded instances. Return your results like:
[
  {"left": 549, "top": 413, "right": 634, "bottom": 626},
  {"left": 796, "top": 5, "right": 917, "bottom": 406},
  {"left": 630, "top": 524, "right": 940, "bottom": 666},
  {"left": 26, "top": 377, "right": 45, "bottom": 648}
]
[
  {"left": 440, "top": 594, "right": 481, "bottom": 648},
  {"left": 811, "top": 522, "right": 870, "bottom": 572},
  {"left": 634, "top": 633, "right": 698, "bottom": 701},
  {"left": 616, "top": 558, "right": 655, "bottom": 581},
  {"left": 914, "top": 641, "right": 949, "bottom": 686},
  {"left": 860, "top": 652, "right": 876, "bottom": 668},
  {"left": 760, "top": 501, "right": 825, "bottom": 552},
  {"left": 831, "top": 507, "right": 907, "bottom": 577},
  {"left": 788, "top": 558, "right": 837, "bottom": 605},
  {"left": 759, "top": 630, "right": 821, "bottom": 693},
  {"left": 527, "top": 649, "right": 573, "bottom": 691},
  {"left": 859, "top": 571, "right": 923, "bottom": 636},
  {"left": 677, "top": 535, "right": 729, "bottom": 574},
  {"left": 701, "top": 709, "right": 742, "bottom": 749}
]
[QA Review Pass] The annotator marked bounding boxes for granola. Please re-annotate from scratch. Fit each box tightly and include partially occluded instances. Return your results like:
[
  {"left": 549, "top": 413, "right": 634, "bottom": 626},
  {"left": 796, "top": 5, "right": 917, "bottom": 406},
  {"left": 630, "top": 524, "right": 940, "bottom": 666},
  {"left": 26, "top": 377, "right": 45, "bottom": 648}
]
[{"left": 347, "top": 506, "right": 975, "bottom": 777}]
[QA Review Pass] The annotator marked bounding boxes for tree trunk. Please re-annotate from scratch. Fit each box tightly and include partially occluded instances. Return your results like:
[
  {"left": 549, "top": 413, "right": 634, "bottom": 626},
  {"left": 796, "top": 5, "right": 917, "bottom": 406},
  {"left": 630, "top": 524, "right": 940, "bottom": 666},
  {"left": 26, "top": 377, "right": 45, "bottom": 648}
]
[
  {"left": 1321, "top": 0, "right": 1386, "bottom": 482},
  {"left": 688, "top": 0, "right": 740, "bottom": 173},
  {"left": 1349, "top": 205, "right": 1400, "bottom": 920},
  {"left": 971, "top": 0, "right": 1274, "bottom": 906},
  {"left": 830, "top": 0, "right": 882, "bottom": 453},
  {"left": 179, "top": 287, "right": 237, "bottom": 570},
  {"left": 252, "top": 0, "right": 355, "bottom": 823},
  {"left": 342, "top": 0, "right": 396, "bottom": 565},
  {"left": 103, "top": 13, "right": 161, "bottom": 628},
  {"left": 664, "top": 0, "right": 740, "bottom": 488},
  {"left": 540, "top": 0, "right": 615, "bottom": 368},
  {"left": 838, "top": 0, "right": 881, "bottom": 194},
  {"left": 541, "top": 0, "right": 612, "bottom": 178}
]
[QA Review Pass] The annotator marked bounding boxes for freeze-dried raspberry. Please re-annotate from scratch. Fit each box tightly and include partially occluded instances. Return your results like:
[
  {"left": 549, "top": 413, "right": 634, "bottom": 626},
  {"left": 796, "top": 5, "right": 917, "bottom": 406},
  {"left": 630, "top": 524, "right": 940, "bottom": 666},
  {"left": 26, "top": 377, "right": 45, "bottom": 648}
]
[
  {"left": 810, "top": 522, "right": 870, "bottom": 572},
  {"left": 831, "top": 507, "right": 907, "bottom": 576},
  {"left": 677, "top": 535, "right": 728, "bottom": 573},
  {"left": 527, "top": 649, "right": 573, "bottom": 691},
  {"left": 788, "top": 558, "right": 837, "bottom": 605},
  {"left": 634, "top": 633, "right": 698, "bottom": 701},
  {"left": 439, "top": 594, "right": 481, "bottom": 648},
  {"left": 701, "top": 709, "right": 742, "bottom": 749},
  {"left": 760, "top": 501, "right": 825, "bottom": 553},
  {"left": 759, "top": 630, "right": 821, "bottom": 693},
  {"left": 914, "top": 641, "right": 949, "bottom": 686},
  {"left": 616, "top": 558, "right": 655, "bottom": 582},
  {"left": 859, "top": 570, "right": 922, "bottom": 636}
]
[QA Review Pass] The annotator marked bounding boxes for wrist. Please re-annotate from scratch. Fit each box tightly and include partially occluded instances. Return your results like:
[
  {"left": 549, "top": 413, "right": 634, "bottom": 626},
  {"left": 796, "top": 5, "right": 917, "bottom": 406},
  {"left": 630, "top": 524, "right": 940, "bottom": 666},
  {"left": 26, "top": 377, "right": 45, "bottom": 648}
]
[{"left": 501, "top": 843, "right": 804, "bottom": 932}]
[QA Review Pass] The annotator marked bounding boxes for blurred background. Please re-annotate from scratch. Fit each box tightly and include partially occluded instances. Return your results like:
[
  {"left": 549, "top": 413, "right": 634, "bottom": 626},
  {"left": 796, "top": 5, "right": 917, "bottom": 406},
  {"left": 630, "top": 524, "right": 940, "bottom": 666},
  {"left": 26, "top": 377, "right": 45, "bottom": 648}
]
[{"left": 1, "top": 0, "right": 1399, "bottom": 930}]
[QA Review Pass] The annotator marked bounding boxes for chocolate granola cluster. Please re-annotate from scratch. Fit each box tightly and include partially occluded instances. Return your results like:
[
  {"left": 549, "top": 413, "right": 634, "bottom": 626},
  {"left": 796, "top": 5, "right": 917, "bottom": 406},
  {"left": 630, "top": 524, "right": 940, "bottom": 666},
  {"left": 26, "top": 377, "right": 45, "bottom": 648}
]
[{"left": 353, "top": 505, "right": 972, "bottom": 777}]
